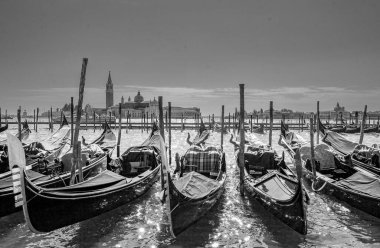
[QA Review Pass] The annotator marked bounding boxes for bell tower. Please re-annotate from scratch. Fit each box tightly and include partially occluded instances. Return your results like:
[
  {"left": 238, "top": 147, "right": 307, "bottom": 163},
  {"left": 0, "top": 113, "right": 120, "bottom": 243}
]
[{"left": 106, "top": 71, "right": 114, "bottom": 108}]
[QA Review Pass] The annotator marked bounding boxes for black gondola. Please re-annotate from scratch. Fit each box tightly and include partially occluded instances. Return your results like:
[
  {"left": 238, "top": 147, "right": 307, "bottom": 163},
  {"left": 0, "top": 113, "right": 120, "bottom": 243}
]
[
  {"left": 0, "top": 123, "right": 8, "bottom": 133},
  {"left": 186, "top": 119, "right": 210, "bottom": 146},
  {"left": 252, "top": 124, "right": 265, "bottom": 134},
  {"left": 166, "top": 126, "right": 226, "bottom": 237},
  {"left": 364, "top": 125, "right": 379, "bottom": 133},
  {"left": 0, "top": 120, "right": 113, "bottom": 218},
  {"left": 329, "top": 125, "right": 346, "bottom": 133},
  {"left": 319, "top": 120, "right": 380, "bottom": 176},
  {"left": 345, "top": 126, "right": 360, "bottom": 134},
  {"left": 21, "top": 123, "right": 162, "bottom": 232},
  {"left": 232, "top": 133, "right": 308, "bottom": 235},
  {"left": 279, "top": 126, "right": 380, "bottom": 219}
]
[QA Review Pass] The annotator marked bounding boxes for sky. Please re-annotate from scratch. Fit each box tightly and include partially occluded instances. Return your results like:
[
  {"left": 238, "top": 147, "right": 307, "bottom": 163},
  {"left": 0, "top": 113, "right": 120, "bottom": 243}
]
[{"left": 0, "top": 0, "right": 379, "bottom": 115}]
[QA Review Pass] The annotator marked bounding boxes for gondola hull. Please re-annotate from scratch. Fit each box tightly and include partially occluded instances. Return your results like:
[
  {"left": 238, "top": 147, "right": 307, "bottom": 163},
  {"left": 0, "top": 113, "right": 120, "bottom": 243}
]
[
  {"left": 243, "top": 170, "right": 307, "bottom": 235},
  {"left": 302, "top": 170, "right": 380, "bottom": 219},
  {"left": 252, "top": 125, "right": 265, "bottom": 134},
  {"left": 0, "top": 153, "right": 107, "bottom": 218},
  {"left": 345, "top": 126, "right": 360, "bottom": 134},
  {"left": 330, "top": 126, "right": 346, "bottom": 133},
  {"left": 167, "top": 172, "right": 226, "bottom": 237},
  {"left": 280, "top": 127, "right": 380, "bottom": 220},
  {"left": 22, "top": 166, "right": 160, "bottom": 232},
  {"left": 364, "top": 126, "right": 379, "bottom": 133}
]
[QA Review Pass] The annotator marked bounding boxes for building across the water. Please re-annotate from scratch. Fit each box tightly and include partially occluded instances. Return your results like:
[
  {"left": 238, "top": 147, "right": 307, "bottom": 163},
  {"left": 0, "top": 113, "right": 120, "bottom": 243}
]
[
  {"left": 87, "top": 71, "right": 201, "bottom": 119},
  {"left": 319, "top": 102, "right": 351, "bottom": 121}
]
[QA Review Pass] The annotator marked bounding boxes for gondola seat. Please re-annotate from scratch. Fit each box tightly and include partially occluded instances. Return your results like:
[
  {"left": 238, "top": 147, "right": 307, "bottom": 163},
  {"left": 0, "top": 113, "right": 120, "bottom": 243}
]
[
  {"left": 182, "top": 146, "right": 222, "bottom": 177},
  {"left": 243, "top": 150, "right": 275, "bottom": 177},
  {"left": 61, "top": 153, "right": 89, "bottom": 172},
  {"left": 121, "top": 147, "right": 157, "bottom": 176}
]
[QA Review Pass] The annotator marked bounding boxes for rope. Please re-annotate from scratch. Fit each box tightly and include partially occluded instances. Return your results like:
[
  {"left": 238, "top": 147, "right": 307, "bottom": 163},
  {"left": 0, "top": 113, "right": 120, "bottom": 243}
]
[{"left": 311, "top": 177, "right": 327, "bottom": 192}]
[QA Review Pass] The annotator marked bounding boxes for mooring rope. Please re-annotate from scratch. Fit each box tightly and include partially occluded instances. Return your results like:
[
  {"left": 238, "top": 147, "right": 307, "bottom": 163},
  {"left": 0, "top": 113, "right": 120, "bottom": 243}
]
[{"left": 311, "top": 177, "right": 327, "bottom": 192}]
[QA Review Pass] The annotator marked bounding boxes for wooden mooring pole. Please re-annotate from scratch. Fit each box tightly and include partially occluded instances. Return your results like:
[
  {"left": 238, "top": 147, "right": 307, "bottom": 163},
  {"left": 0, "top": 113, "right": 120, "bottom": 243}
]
[
  {"left": 70, "top": 97, "right": 74, "bottom": 147},
  {"left": 239, "top": 84, "right": 245, "bottom": 196},
  {"left": 93, "top": 111, "right": 96, "bottom": 132},
  {"left": 17, "top": 107, "right": 21, "bottom": 141},
  {"left": 316, "top": 101, "right": 320, "bottom": 144},
  {"left": 221, "top": 105, "right": 224, "bottom": 151},
  {"left": 33, "top": 109, "right": 36, "bottom": 131},
  {"left": 117, "top": 103, "right": 122, "bottom": 157},
  {"left": 310, "top": 117, "right": 316, "bottom": 179},
  {"left": 269, "top": 101, "right": 273, "bottom": 147},
  {"left": 228, "top": 113, "right": 231, "bottom": 132},
  {"left": 250, "top": 115, "right": 253, "bottom": 133},
  {"left": 158, "top": 96, "right": 165, "bottom": 140},
  {"left": 359, "top": 105, "right": 367, "bottom": 145},
  {"left": 168, "top": 102, "right": 172, "bottom": 165},
  {"left": 36, "top": 108, "right": 39, "bottom": 132},
  {"left": 50, "top": 106, "right": 53, "bottom": 132},
  {"left": 70, "top": 58, "right": 88, "bottom": 185},
  {"left": 48, "top": 109, "right": 50, "bottom": 130}
]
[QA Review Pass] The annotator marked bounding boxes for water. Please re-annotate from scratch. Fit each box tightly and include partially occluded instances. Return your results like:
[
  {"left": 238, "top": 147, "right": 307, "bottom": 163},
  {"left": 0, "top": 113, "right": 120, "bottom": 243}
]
[{"left": 1, "top": 125, "right": 380, "bottom": 247}]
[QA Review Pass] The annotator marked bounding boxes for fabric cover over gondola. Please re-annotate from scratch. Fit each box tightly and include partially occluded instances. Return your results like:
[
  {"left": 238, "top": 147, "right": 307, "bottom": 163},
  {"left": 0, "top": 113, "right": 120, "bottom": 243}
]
[
  {"left": 255, "top": 174, "right": 296, "bottom": 201},
  {"left": 323, "top": 131, "right": 358, "bottom": 155},
  {"left": 336, "top": 171, "right": 380, "bottom": 198},
  {"left": 42, "top": 170, "right": 126, "bottom": 193},
  {"left": 173, "top": 171, "right": 220, "bottom": 198}
]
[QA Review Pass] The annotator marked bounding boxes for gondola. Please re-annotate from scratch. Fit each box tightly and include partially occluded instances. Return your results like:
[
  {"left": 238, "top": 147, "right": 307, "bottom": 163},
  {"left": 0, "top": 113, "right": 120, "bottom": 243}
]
[
  {"left": 364, "top": 125, "right": 379, "bottom": 133},
  {"left": 0, "top": 120, "right": 114, "bottom": 218},
  {"left": 166, "top": 126, "right": 226, "bottom": 237},
  {"left": 319, "top": 120, "right": 380, "bottom": 176},
  {"left": 0, "top": 123, "right": 8, "bottom": 133},
  {"left": 20, "top": 123, "right": 162, "bottom": 232},
  {"left": 345, "top": 126, "right": 360, "bottom": 134},
  {"left": 83, "top": 121, "right": 116, "bottom": 149},
  {"left": 213, "top": 123, "right": 228, "bottom": 134},
  {"left": 231, "top": 132, "right": 308, "bottom": 235},
  {"left": 0, "top": 121, "right": 35, "bottom": 174},
  {"left": 0, "top": 120, "right": 31, "bottom": 146},
  {"left": 252, "top": 124, "right": 265, "bottom": 134},
  {"left": 186, "top": 119, "right": 210, "bottom": 146},
  {"left": 0, "top": 116, "right": 70, "bottom": 176},
  {"left": 329, "top": 125, "right": 346, "bottom": 133},
  {"left": 280, "top": 123, "right": 380, "bottom": 219}
]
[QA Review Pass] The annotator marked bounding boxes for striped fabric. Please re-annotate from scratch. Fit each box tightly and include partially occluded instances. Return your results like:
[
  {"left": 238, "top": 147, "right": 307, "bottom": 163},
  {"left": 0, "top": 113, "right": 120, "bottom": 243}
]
[{"left": 183, "top": 146, "right": 221, "bottom": 173}]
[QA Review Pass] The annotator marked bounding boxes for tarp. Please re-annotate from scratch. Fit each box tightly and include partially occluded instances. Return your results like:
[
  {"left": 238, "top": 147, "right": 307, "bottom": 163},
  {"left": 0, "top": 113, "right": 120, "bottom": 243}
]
[
  {"left": 141, "top": 131, "right": 162, "bottom": 152},
  {"left": 256, "top": 175, "right": 295, "bottom": 201},
  {"left": 41, "top": 125, "right": 70, "bottom": 150},
  {"left": 50, "top": 170, "right": 126, "bottom": 192},
  {"left": 336, "top": 171, "right": 380, "bottom": 198},
  {"left": 173, "top": 171, "right": 220, "bottom": 198},
  {"left": 323, "top": 131, "right": 358, "bottom": 155},
  {"left": 299, "top": 144, "right": 336, "bottom": 170}
]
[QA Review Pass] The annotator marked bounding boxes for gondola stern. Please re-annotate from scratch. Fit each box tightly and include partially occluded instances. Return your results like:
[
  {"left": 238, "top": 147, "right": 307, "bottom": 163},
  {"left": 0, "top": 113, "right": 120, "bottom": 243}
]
[{"left": 20, "top": 168, "right": 44, "bottom": 234}]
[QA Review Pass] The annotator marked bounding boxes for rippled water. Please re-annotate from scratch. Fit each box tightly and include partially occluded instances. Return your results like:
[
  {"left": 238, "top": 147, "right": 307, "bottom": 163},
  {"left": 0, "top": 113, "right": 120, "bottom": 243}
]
[{"left": 1, "top": 125, "right": 380, "bottom": 247}]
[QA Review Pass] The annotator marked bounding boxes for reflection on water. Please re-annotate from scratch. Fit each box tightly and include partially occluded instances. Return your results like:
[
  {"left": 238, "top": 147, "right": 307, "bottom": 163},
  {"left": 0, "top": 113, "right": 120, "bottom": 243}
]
[{"left": 1, "top": 125, "right": 380, "bottom": 247}]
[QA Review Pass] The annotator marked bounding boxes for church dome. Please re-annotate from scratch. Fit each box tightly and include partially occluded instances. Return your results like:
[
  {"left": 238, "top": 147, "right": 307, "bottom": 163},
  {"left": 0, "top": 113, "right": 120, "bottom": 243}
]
[{"left": 134, "top": 91, "right": 144, "bottom": 103}]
